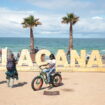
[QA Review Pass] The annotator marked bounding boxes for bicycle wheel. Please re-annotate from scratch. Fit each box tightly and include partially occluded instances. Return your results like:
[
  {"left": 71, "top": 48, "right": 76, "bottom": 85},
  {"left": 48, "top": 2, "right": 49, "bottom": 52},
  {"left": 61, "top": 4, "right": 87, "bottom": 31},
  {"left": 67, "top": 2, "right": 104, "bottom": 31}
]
[
  {"left": 52, "top": 73, "right": 62, "bottom": 87},
  {"left": 31, "top": 77, "right": 43, "bottom": 91}
]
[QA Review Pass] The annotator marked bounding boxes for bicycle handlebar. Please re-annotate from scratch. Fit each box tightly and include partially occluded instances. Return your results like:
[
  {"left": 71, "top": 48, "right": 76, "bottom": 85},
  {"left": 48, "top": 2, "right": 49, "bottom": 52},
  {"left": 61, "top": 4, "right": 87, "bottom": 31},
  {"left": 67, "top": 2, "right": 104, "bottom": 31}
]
[{"left": 39, "top": 66, "right": 43, "bottom": 70}]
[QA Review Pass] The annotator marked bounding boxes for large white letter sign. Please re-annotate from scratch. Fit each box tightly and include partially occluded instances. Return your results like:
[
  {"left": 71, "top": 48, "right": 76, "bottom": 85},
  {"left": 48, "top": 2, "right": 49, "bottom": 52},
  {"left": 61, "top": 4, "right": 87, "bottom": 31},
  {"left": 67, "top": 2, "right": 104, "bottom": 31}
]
[
  {"left": 17, "top": 49, "right": 33, "bottom": 66},
  {"left": 2, "top": 48, "right": 7, "bottom": 65},
  {"left": 35, "top": 49, "right": 51, "bottom": 65},
  {"left": 70, "top": 50, "right": 86, "bottom": 67},
  {"left": 87, "top": 50, "right": 103, "bottom": 67},
  {"left": 56, "top": 50, "right": 69, "bottom": 67}
]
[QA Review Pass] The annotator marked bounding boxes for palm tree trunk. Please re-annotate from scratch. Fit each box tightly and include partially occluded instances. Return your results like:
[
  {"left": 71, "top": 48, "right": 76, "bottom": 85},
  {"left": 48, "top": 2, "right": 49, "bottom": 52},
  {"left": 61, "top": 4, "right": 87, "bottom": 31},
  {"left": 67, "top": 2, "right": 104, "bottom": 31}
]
[
  {"left": 68, "top": 23, "right": 73, "bottom": 54},
  {"left": 30, "top": 27, "right": 35, "bottom": 53}
]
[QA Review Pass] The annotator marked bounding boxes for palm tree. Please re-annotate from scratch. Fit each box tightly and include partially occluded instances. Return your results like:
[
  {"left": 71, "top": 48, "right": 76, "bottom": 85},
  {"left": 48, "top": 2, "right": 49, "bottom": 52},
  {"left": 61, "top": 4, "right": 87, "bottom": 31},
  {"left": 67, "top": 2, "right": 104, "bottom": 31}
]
[
  {"left": 62, "top": 13, "right": 79, "bottom": 54},
  {"left": 22, "top": 15, "right": 42, "bottom": 53}
]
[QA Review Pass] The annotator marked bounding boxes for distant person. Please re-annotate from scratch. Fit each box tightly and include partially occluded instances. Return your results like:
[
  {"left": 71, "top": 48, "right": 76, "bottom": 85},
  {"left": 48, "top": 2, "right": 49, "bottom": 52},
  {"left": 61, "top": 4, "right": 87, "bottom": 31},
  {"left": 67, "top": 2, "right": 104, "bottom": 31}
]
[
  {"left": 35, "top": 47, "right": 39, "bottom": 53},
  {"left": 16, "top": 51, "right": 21, "bottom": 61},
  {"left": 5, "top": 54, "right": 18, "bottom": 88},
  {"left": 86, "top": 56, "right": 90, "bottom": 64}
]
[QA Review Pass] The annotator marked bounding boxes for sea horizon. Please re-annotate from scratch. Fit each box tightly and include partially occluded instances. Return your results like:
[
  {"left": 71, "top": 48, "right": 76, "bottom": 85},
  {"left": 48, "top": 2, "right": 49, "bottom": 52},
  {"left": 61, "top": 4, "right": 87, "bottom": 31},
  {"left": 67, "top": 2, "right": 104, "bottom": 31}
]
[
  {"left": 0, "top": 37, "right": 105, "bottom": 55},
  {"left": 0, "top": 36, "right": 104, "bottom": 39}
]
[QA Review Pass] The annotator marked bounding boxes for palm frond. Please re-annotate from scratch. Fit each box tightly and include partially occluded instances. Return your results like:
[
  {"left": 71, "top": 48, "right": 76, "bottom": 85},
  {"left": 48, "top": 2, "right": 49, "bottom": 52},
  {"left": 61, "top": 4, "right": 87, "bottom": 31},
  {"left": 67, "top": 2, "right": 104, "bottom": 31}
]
[
  {"left": 61, "top": 17, "right": 69, "bottom": 24},
  {"left": 61, "top": 13, "right": 79, "bottom": 24},
  {"left": 73, "top": 17, "right": 79, "bottom": 24},
  {"left": 21, "top": 15, "right": 42, "bottom": 28}
]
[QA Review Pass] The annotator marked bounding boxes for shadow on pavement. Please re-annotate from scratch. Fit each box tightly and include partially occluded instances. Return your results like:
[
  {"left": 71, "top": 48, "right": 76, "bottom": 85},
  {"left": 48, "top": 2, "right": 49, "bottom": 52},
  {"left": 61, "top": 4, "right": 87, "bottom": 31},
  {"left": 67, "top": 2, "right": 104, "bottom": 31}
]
[
  {"left": 61, "top": 88, "right": 74, "bottom": 92},
  {"left": 0, "top": 81, "right": 7, "bottom": 84},
  {"left": 40, "top": 83, "right": 64, "bottom": 90},
  {"left": 13, "top": 82, "right": 27, "bottom": 88},
  {"left": 48, "top": 83, "right": 64, "bottom": 90}
]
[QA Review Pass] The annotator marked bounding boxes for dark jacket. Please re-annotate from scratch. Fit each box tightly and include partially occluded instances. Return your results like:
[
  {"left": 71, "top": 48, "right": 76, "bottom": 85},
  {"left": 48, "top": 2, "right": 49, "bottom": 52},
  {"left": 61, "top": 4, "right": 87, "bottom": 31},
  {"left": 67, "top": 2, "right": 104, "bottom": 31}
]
[{"left": 6, "top": 58, "right": 18, "bottom": 79}]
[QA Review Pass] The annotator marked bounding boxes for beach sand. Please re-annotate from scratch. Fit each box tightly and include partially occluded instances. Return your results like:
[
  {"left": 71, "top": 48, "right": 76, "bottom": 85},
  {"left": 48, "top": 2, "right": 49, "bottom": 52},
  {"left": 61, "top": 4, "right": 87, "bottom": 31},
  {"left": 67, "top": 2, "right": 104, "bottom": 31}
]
[{"left": 0, "top": 71, "right": 105, "bottom": 105}]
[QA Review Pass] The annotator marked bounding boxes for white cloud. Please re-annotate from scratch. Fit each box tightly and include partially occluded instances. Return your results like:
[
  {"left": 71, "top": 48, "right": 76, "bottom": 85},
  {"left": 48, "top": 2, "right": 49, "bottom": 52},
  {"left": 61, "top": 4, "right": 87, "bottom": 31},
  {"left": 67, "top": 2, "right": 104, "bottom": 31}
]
[
  {"left": 20, "top": 0, "right": 105, "bottom": 17},
  {"left": 92, "top": 16, "right": 103, "bottom": 20},
  {"left": 24, "top": 0, "right": 91, "bottom": 10},
  {"left": 76, "top": 17, "right": 105, "bottom": 33},
  {"left": 0, "top": 8, "right": 37, "bottom": 28},
  {"left": 0, "top": 7, "right": 64, "bottom": 37},
  {"left": 0, "top": 7, "right": 105, "bottom": 37}
]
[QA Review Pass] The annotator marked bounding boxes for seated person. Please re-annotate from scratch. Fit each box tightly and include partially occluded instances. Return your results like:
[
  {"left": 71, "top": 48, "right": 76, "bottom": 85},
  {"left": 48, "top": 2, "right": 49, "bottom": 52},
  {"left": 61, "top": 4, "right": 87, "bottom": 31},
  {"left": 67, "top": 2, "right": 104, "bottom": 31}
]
[{"left": 40, "top": 54, "right": 56, "bottom": 83}]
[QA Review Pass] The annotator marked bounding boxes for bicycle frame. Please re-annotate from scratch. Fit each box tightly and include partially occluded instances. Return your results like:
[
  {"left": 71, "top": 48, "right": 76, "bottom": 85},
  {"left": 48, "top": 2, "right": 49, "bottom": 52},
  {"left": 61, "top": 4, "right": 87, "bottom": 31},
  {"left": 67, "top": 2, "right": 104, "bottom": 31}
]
[{"left": 39, "top": 72, "right": 49, "bottom": 84}]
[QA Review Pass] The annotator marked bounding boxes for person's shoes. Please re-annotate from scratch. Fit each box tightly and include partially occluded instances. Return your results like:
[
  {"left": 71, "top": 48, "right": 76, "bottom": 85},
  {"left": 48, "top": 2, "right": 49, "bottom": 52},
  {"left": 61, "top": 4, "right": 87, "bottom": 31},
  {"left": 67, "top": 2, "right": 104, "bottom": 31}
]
[
  {"left": 10, "top": 85, "right": 14, "bottom": 88},
  {"left": 48, "top": 84, "right": 53, "bottom": 89}
]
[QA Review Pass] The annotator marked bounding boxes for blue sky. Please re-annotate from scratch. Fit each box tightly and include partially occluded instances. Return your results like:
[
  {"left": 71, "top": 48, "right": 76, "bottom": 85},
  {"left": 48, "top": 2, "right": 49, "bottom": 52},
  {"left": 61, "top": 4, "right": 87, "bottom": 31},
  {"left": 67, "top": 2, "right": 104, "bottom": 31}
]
[{"left": 0, "top": 0, "right": 105, "bottom": 38}]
